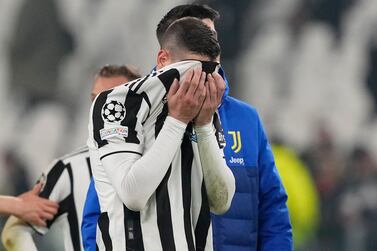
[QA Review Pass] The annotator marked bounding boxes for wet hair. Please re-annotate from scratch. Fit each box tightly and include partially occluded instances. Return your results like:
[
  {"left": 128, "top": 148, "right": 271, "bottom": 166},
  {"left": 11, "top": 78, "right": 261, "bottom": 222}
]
[
  {"left": 160, "top": 17, "right": 220, "bottom": 61},
  {"left": 157, "top": 4, "right": 219, "bottom": 44}
]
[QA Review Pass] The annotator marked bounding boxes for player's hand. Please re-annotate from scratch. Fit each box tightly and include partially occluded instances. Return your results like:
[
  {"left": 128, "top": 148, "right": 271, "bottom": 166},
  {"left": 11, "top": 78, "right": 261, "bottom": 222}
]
[
  {"left": 195, "top": 72, "right": 225, "bottom": 126},
  {"left": 15, "top": 183, "right": 59, "bottom": 227},
  {"left": 167, "top": 66, "right": 206, "bottom": 124}
]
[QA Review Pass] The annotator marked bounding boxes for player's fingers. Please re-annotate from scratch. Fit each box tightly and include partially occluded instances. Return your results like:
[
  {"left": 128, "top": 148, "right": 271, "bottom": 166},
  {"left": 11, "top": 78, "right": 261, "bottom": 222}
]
[
  {"left": 36, "top": 219, "right": 47, "bottom": 227},
  {"left": 196, "top": 72, "right": 206, "bottom": 93},
  {"left": 203, "top": 83, "right": 210, "bottom": 105},
  {"left": 193, "top": 71, "right": 206, "bottom": 98},
  {"left": 207, "top": 74, "right": 217, "bottom": 103},
  {"left": 31, "top": 183, "right": 43, "bottom": 194},
  {"left": 167, "top": 79, "right": 179, "bottom": 98},
  {"left": 41, "top": 211, "right": 55, "bottom": 220},
  {"left": 43, "top": 204, "right": 59, "bottom": 214},
  {"left": 39, "top": 197, "right": 59, "bottom": 208},
  {"left": 186, "top": 66, "right": 202, "bottom": 96},
  {"left": 177, "top": 69, "right": 194, "bottom": 95},
  {"left": 212, "top": 72, "right": 225, "bottom": 101},
  {"left": 31, "top": 216, "right": 47, "bottom": 227},
  {"left": 197, "top": 80, "right": 207, "bottom": 104}
]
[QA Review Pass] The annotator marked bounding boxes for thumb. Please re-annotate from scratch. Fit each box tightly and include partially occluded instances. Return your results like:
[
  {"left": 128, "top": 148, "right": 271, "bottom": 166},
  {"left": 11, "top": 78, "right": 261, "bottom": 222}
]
[
  {"left": 31, "top": 182, "right": 43, "bottom": 194},
  {"left": 167, "top": 79, "right": 179, "bottom": 98}
]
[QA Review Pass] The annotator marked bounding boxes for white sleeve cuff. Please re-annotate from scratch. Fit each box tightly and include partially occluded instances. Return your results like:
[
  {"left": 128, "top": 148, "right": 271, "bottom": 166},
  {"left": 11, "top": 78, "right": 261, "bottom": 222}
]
[{"left": 194, "top": 123, "right": 215, "bottom": 141}]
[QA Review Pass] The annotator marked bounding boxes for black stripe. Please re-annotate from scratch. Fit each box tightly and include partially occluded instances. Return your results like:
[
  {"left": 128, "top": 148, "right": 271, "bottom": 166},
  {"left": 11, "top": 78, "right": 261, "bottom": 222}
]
[
  {"left": 93, "top": 89, "right": 113, "bottom": 148},
  {"left": 39, "top": 160, "right": 66, "bottom": 199},
  {"left": 181, "top": 124, "right": 195, "bottom": 251},
  {"left": 154, "top": 94, "right": 175, "bottom": 251},
  {"left": 100, "top": 150, "right": 142, "bottom": 160},
  {"left": 121, "top": 90, "right": 144, "bottom": 144},
  {"left": 66, "top": 164, "right": 81, "bottom": 250},
  {"left": 133, "top": 74, "right": 150, "bottom": 93},
  {"left": 86, "top": 157, "right": 93, "bottom": 178},
  {"left": 213, "top": 112, "right": 226, "bottom": 149},
  {"left": 128, "top": 79, "right": 140, "bottom": 90},
  {"left": 155, "top": 103, "right": 168, "bottom": 136},
  {"left": 156, "top": 166, "right": 176, "bottom": 251},
  {"left": 45, "top": 194, "right": 69, "bottom": 229},
  {"left": 195, "top": 182, "right": 211, "bottom": 251},
  {"left": 98, "top": 212, "right": 113, "bottom": 251},
  {"left": 123, "top": 205, "right": 144, "bottom": 250},
  {"left": 140, "top": 92, "right": 151, "bottom": 123},
  {"left": 40, "top": 166, "right": 82, "bottom": 243},
  {"left": 157, "top": 69, "right": 180, "bottom": 91},
  {"left": 140, "top": 92, "right": 151, "bottom": 110}
]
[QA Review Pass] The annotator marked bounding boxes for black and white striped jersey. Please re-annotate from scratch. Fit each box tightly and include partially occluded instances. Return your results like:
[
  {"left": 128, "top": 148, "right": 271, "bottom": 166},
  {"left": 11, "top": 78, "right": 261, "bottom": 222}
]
[
  {"left": 33, "top": 146, "right": 92, "bottom": 251},
  {"left": 88, "top": 61, "right": 220, "bottom": 251}
]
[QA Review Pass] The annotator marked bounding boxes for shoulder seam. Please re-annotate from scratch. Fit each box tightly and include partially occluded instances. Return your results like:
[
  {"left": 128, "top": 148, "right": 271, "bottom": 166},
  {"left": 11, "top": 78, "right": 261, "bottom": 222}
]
[{"left": 59, "top": 146, "right": 89, "bottom": 160}]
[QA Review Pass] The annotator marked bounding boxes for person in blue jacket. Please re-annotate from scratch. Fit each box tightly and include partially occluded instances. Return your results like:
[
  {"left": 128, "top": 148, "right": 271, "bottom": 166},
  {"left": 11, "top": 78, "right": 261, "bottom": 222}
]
[{"left": 81, "top": 4, "right": 292, "bottom": 251}]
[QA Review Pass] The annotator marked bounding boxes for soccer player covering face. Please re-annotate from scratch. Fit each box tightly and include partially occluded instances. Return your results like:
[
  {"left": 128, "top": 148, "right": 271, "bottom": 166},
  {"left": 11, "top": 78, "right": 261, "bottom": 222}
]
[
  {"left": 87, "top": 18, "right": 235, "bottom": 251},
  {"left": 1, "top": 65, "right": 141, "bottom": 251}
]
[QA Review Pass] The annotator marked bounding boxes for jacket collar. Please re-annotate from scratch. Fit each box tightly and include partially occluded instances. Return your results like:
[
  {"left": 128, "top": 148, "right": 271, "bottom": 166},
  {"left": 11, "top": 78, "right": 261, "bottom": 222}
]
[{"left": 218, "top": 66, "right": 229, "bottom": 104}]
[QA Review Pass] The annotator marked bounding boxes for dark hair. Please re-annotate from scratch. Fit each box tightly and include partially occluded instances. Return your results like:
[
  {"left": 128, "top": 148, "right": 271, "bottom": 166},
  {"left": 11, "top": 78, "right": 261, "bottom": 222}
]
[
  {"left": 157, "top": 4, "right": 219, "bottom": 44},
  {"left": 161, "top": 17, "right": 220, "bottom": 61},
  {"left": 96, "top": 64, "right": 141, "bottom": 80}
]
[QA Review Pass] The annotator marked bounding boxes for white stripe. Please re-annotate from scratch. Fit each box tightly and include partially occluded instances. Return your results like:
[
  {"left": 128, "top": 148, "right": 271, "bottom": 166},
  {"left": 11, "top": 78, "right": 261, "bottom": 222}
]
[
  {"left": 191, "top": 142, "right": 204, "bottom": 229},
  {"left": 168, "top": 151, "right": 187, "bottom": 250},
  {"left": 69, "top": 154, "right": 91, "bottom": 250},
  {"left": 140, "top": 194, "right": 163, "bottom": 251}
]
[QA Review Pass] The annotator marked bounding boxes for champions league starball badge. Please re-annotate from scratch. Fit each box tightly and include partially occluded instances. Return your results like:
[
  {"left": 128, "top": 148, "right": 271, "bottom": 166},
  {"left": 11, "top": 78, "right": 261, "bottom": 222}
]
[{"left": 102, "top": 100, "right": 126, "bottom": 123}]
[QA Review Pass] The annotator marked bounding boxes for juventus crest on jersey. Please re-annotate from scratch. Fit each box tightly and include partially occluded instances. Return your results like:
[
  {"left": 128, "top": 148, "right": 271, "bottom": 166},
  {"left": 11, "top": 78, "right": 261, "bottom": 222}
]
[{"left": 87, "top": 60, "right": 226, "bottom": 251}]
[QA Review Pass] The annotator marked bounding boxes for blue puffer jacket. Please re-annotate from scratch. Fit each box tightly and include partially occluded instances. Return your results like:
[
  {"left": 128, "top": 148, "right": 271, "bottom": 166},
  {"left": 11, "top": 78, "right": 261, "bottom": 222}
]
[
  {"left": 213, "top": 69, "right": 292, "bottom": 251},
  {"left": 81, "top": 68, "right": 292, "bottom": 251}
]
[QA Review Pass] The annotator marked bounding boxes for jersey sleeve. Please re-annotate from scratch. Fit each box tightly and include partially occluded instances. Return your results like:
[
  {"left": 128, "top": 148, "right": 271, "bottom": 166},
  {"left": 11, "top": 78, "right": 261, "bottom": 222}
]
[
  {"left": 31, "top": 160, "right": 71, "bottom": 235},
  {"left": 88, "top": 86, "right": 150, "bottom": 159}
]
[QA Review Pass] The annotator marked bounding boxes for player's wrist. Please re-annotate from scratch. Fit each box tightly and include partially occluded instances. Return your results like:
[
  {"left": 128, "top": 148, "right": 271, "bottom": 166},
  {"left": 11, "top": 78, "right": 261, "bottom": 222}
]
[
  {"left": 194, "top": 123, "right": 215, "bottom": 141},
  {"left": 10, "top": 197, "right": 23, "bottom": 217},
  {"left": 166, "top": 116, "right": 189, "bottom": 129},
  {"left": 167, "top": 114, "right": 190, "bottom": 125},
  {"left": 194, "top": 113, "right": 213, "bottom": 126}
]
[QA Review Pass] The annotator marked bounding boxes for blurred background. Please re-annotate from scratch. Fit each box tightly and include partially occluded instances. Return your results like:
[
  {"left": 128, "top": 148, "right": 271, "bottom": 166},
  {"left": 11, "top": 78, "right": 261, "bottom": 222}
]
[{"left": 1, "top": 0, "right": 377, "bottom": 250}]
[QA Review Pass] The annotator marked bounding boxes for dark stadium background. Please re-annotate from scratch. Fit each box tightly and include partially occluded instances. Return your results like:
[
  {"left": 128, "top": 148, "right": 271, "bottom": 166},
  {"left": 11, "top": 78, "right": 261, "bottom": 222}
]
[{"left": 1, "top": 0, "right": 377, "bottom": 250}]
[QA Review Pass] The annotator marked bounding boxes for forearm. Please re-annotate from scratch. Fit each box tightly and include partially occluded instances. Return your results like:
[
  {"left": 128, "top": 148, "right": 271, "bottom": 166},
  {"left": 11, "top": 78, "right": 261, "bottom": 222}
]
[
  {"left": 195, "top": 123, "right": 235, "bottom": 214},
  {"left": 0, "top": 196, "right": 22, "bottom": 217},
  {"left": 1, "top": 216, "right": 37, "bottom": 251},
  {"left": 103, "top": 116, "right": 186, "bottom": 211}
]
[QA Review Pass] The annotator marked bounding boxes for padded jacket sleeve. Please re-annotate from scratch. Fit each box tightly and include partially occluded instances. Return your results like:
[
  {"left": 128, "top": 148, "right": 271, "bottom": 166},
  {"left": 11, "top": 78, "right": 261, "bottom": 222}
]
[{"left": 257, "top": 114, "right": 293, "bottom": 251}]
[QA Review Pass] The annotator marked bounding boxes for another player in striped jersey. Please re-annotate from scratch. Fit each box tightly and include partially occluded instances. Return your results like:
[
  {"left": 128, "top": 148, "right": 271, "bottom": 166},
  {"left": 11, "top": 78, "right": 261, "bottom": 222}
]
[
  {"left": 1, "top": 65, "right": 141, "bottom": 251},
  {"left": 88, "top": 18, "right": 235, "bottom": 251}
]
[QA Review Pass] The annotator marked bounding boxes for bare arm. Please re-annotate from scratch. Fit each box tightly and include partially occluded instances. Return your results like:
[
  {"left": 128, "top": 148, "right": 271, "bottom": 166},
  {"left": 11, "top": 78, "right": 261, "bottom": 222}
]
[{"left": 0, "top": 183, "right": 58, "bottom": 226}]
